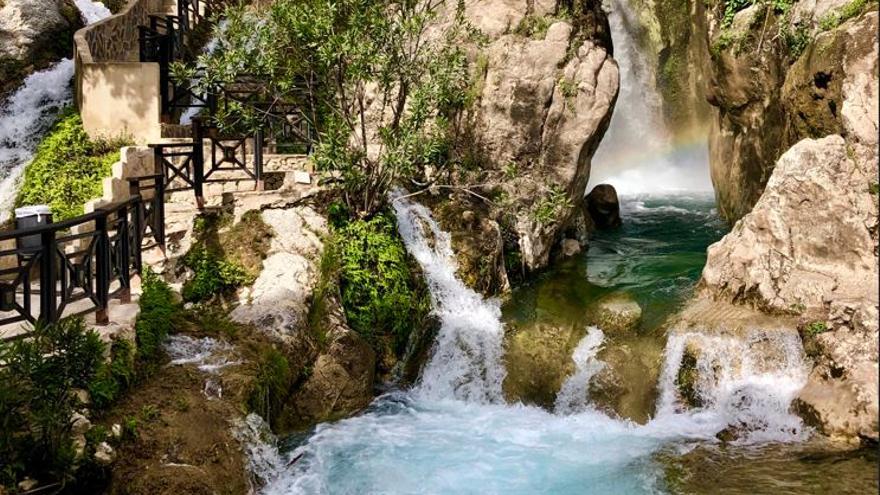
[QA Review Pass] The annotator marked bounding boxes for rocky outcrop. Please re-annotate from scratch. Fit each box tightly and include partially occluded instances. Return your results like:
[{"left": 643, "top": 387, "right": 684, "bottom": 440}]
[
  {"left": 590, "top": 292, "right": 642, "bottom": 333},
  {"left": 703, "top": 3, "right": 878, "bottom": 222},
  {"left": 231, "top": 206, "right": 327, "bottom": 343},
  {"left": 585, "top": 183, "right": 622, "bottom": 229},
  {"left": 503, "top": 322, "right": 585, "bottom": 408},
  {"left": 699, "top": 135, "right": 879, "bottom": 443},
  {"left": 0, "top": 0, "right": 83, "bottom": 94},
  {"left": 286, "top": 296, "right": 377, "bottom": 426},
  {"left": 432, "top": 0, "right": 618, "bottom": 290}
]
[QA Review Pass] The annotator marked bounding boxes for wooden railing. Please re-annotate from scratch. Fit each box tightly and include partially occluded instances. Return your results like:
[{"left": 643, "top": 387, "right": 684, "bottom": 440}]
[{"left": 0, "top": 180, "right": 165, "bottom": 337}]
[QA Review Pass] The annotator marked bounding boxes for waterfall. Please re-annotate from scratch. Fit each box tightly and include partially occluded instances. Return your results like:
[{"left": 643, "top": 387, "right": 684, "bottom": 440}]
[
  {"left": 554, "top": 326, "right": 606, "bottom": 415},
  {"left": 391, "top": 192, "right": 506, "bottom": 404},
  {"left": 588, "top": 0, "right": 711, "bottom": 194},
  {"left": 655, "top": 328, "right": 810, "bottom": 443},
  {"left": 0, "top": 0, "right": 112, "bottom": 223}
]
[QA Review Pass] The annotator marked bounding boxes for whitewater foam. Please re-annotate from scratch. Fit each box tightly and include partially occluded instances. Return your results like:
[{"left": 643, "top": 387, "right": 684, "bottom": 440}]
[
  {"left": 0, "top": 0, "right": 111, "bottom": 222},
  {"left": 554, "top": 326, "right": 606, "bottom": 415},
  {"left": 391, "top": 192, "right": 506, "bottom": 404}
]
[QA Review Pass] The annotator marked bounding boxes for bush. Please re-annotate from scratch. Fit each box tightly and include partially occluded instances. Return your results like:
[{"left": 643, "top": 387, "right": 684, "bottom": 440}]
[
  {"left": 88, "top": 338, "right": 136, "bottom": 410},
  {"left": 136, "top": 269, "right": 180, "bottom": 361},
  {"left": 16, "top": 108, "right": 128, "bottom": 222},
  {"left": 334, "top": 213, "right": 430, "bottom": 353},
  {"left": 0, "top": 317, "right": 106, "bottom": 488},
  {"left": 181, "top": 246, "right": 250, "bottom": 302}
]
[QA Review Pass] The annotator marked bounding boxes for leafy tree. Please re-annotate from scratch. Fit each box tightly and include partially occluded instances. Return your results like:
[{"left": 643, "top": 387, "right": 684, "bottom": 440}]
[{"left": 182, "top": 0, "right": 473, "bottom": 217}]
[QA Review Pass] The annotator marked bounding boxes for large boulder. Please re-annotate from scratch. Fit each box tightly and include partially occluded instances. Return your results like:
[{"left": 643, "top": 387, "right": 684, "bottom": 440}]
[
  {"left": 0, "top": 0, "right": 83, "bottom": 94},
  {"left": 502, "top": 322, "right": 584, "bottom": 408},
  {"left": 590, "top": 292, "right": 642, "bottom": 333},
  {"left": 699, "top": 135, "right": 879, "bottom": 443},
  {"left": 431, "top": 0, "right": 618, "bottom": 289},
  {"left": 585, "top": 184, "right": 622, "bottom": 229}
]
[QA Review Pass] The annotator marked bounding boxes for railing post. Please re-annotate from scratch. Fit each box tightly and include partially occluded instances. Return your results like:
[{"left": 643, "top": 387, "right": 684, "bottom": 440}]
[
  {"left": 155, "top": 176, "right": 166, "bottom": 248},
  {"left": 254, "top": 128, "right": 264, "bottom": 191},
  {"left": 38, "top": 228, "right": 57, "bottom": 325},
  {"left": 158, "top": 35, "right": 171, "bottom": 121},
  {"left": 117, "top": 205, "right": 131, "bottom": 304},
  {"left": 94, "top": 212, "right": 109, "bottom": 325},
  {"left": 193, "top": 118, "right": 205, "bottom": 209},
  {"left": 132, "top": 197, "right": 144, "bottom": 275}
]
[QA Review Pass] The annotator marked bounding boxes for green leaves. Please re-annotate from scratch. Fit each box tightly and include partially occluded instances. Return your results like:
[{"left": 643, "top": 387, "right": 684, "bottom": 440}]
[
  {"left": 181, "top": 247, "right": 250, "bottom": 303},
  {"left": 191, "top": 0, "right": 472, "bottom": 218},
  {"left": 15, "top": 108, "right": 129, "bottom": 221}
]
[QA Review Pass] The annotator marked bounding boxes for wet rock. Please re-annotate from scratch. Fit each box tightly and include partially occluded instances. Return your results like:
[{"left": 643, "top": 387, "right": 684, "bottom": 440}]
[
  {"left": 560, "top": 238, "right": 581, "bottom": 257},
  {"left": 585, "top": 184, "right": 622, "bottom": 229},
  {"left": 0, "top": 0, "right": 83, "bottom": 93},
  {"left": 287, "top": 297, "right": 376, "bottom": 425},
  {"left": 17, "top": 478, "right": 37, "bottom": 492},
  {"left": 675, "top": 342, "right": 702, "bottom": 409},
  {"left": 94, "top": 442, "right": 116, "bottom": 465},
  {"left": 588, "top": 336, "right": 663, "bottom": 423},
  {"left": 502, "top": 322, "right": 584, "bottom": 408},
  {"left": 591, "top": 292, "right": 642, "bottom": 333}
]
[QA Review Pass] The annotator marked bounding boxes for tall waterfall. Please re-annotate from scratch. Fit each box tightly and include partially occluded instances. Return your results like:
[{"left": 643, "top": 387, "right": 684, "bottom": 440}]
[
  {"left": 391, "top": 192, "right": 506, "bottom": 403},
  {"left": 0, "top": 0, "right": 112, "bottom": 222},
  {"left": 588, "top": 0, "right": 711, "bottom": 194}
]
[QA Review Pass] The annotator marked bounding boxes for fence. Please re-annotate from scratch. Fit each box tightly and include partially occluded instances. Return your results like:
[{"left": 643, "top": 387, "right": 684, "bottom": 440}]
[{"left": 0, "top": 178, "right": 165, "bottom": 338}]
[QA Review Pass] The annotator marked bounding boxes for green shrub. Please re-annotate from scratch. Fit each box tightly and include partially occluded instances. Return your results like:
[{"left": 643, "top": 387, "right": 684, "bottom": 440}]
[
  {"left": 0, "top": 317, "right": 106, "bottom": 487},
  {"left": 247, "top": 348, "right": 292, "bottom": 425},
  {"left": 335, "top": 213, "right": 430, "bottom": 352},
  {"left": 514, "top": 15, "right": 551, "bottom": 38},
  {"left": 531, "top": 186, "right": 573, "bottom": 225},
  {"left": 88, "top": 338, "right": 136, "bottom": 410},
  {"left": 818, "top": 0, "right": 871, "bottom": 31},
  {"left": 16, "top": 108, "right": 129, "bottom": 222},
  {"left": 136, "top": 269, "right": 180, "bottom": 362},
  {"left": 181, "top": 247, "right": 250, "bottom": 302},
  {"left": 805, "top": 320, "right": 829, "bottom": 336}
]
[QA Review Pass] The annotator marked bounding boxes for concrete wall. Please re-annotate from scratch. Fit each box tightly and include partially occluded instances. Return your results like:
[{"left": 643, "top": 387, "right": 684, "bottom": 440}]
[
  {"left": 74, "top": 0, "right": 165, "bottom": 144},
  {"left": 78, "top": 62, "right": 162, "bottom": 143}
]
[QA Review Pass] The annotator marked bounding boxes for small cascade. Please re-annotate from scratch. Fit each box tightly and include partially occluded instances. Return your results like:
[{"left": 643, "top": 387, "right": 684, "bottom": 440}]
[
  {"left": 0, "top": 0, "right": 112, "bottom": 222},
  {"left": 655, "top": 328, "right": 810, "bottom": 444},
  {"left": 391, "top": 192, "right": 506, "bottom": 404},
  {"left": 232, "top": 413, "right": 287, "bottom": 488},
  {"left": 554, "top": 326, "right": 606, "bottom": 415}
]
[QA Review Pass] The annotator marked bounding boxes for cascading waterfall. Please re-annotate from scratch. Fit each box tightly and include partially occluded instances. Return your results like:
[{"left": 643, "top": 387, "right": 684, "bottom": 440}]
[
  {"left": 588, "top": 0, "right": 711, "bottom": 194},
  {"left": 0, "top": 0, "right": 111, "bottom": 222},
  {"left": 554, "top": 326, "right": 606, "bottom": 415},
  {"left": 391, "top": 192, "right": 507, "bottom": 403},
  {"left": 655, "top": 328, "right": 810, "bottom": 443}
]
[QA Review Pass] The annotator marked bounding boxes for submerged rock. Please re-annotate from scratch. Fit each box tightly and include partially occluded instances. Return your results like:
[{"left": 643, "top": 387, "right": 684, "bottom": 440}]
[
  {"left": 591, "top": 292, "right": 642, "bottom": 334},
  {"left": 585, "top": 184, "right": 622, "bottom": 229},
  {"left": 588, "top": 334, "right": 663, "bottom": 423},
  {"left": 502, "top": 322, "right": 584, "bottom": 408}
]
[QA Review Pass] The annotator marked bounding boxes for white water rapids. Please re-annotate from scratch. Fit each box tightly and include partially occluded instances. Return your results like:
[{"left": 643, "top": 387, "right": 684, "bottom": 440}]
[
  {"left": 246, "top": 196, "right": 810, "bottom": 494},
  {"left": 0, "top": 0, "right": 111, "bottom": 222}
]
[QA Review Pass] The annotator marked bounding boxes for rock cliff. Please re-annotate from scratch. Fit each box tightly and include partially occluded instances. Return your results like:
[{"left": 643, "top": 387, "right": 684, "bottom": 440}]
[
  {"left": 0, "top": 0, "right": 83, "bottom": 95},
  {"left": 432, "top": 0, "right": 619, "bottom": 291}
]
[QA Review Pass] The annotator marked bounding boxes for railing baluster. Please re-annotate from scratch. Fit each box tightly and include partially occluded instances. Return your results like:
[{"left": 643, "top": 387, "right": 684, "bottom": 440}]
[
  {"left": 117, "top": 205, "right": 131, "bottom": 304},
  {"left": 38, "top": 229, "right": 57, "bottom": 324},
  {"left": 193, "top": 118, "right": 205, "bottom": 208},
  {"left": 95, "top": 212, "right": 110, "bottom": 325},
  {"left": 254, "top": 128, "right": 264, "bottom": 191}
]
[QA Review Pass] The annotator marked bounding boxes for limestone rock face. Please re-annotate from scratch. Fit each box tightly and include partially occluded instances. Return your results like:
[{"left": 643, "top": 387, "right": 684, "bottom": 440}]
[
  {"left": 288, "top": 299, "right": 376, "bottom": 425},
  {"left": 699, "top": 135, "right": 879, "bottom": 442},
  {"left": 0, "top": 0, "right": 83, "bottom": 93},
  {"left": 704, "top": 6, "right": 878, "bottom": 222},
  {"left": 432, "top": 0, "right": 618, "bottom": 286},
  {"left": 700, "top": 135, "right": 878, "bottom": 315},
  {"left": 230, "top": 206, "right": 327, "bottom": 343}
]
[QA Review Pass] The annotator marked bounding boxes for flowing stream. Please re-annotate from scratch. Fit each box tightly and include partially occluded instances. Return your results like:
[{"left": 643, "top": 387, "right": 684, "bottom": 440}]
[
  {"left": 0, "top": 0, "right": 111, "bottom": 222},
  {"left": 241, "top": 0, "right": 879, "bottom": 492}
]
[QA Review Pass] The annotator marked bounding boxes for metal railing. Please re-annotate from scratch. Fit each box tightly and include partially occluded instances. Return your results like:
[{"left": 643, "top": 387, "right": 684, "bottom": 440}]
[{"left": 0, "top": 182, "right": 165, "bottom": 337}]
